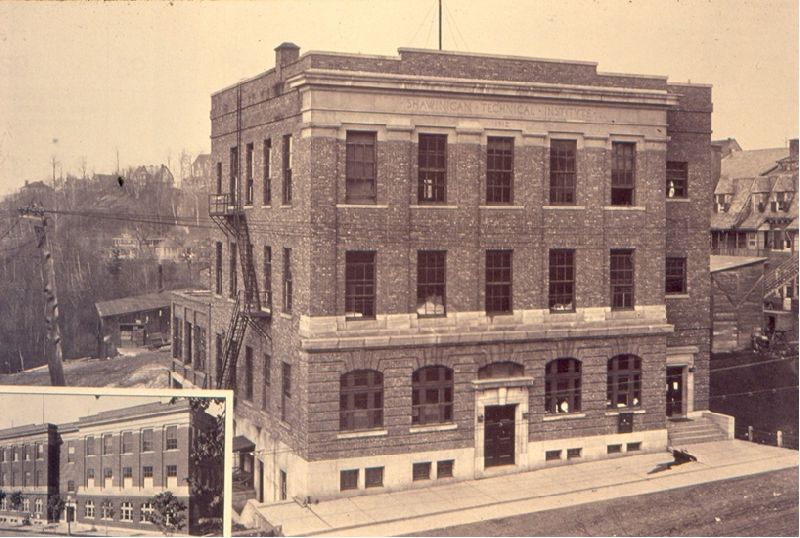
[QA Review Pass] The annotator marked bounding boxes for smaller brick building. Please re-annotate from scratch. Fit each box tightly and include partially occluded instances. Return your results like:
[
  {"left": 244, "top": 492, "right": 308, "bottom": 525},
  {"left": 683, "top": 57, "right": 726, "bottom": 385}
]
[
  {"left": 0, "top": 400, "right": 220, "bottom": 535},
  {"left": 710, "top": 255, "right": 767, "bottom": 352},
  {"left": 0, "top": 424, "right": 59, "bottom": 526}
]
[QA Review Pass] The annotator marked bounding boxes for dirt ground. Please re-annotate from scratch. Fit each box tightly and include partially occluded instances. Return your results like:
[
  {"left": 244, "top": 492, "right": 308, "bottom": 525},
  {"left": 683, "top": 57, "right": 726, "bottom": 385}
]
[
  {"left": 414, "top": 468, "right": 799, "bottom": 536},
  {"left": 0, "top": 348, "right": 172, "bottom": 388}
]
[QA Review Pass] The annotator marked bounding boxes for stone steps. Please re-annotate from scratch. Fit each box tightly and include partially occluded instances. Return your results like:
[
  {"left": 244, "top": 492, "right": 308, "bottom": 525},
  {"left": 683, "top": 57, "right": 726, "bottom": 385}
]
[{"left": 668, "top": 417, "right": 728, "bottom": 446}]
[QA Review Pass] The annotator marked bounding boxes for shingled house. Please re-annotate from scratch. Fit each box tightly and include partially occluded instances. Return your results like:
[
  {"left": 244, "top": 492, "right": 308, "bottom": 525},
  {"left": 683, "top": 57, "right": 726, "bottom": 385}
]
[{"left": 171, "top": 43, "right": 726, "bottom": 508}]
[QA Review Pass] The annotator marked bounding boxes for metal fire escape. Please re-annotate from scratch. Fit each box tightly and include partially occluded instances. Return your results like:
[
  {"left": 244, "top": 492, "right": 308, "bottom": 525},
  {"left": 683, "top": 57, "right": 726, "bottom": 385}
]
[{"left": 209, "top": 83, "right": 271, "bottom": 391}]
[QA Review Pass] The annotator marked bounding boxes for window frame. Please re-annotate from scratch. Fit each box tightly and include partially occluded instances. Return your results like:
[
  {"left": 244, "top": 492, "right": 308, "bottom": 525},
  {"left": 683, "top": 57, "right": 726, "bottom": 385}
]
[
  {"left": 418, "top": 133, "right": 447, "bottom": 203},
  {"left": 666, "top": 161, "right": 688, "bottom": 198},
  {"left": 141, "top": 429, "right": 154, "bottom": 453},
  {"left": 665, "top": 257, "right": 687, "bottom": 295},
  {"left": 340, "top": 469, "right": 358, "bottom": 491},
  {"left": 346, "top": 131, "right": 377, "bottom": 204},
  {"left": 544, "top": 358, "right": 582, "bottom": 414},
  {"left": 610, "top": 249, "right": 635, "bottom": 310},
  {"left": 549, "top": 139, "right": 577, "bottom": 205},
  {"left": 281, "top": 361, "right": 291, "bottom": 422},
  {"left": 244, "top": 346, "right": 254, "bottom": 401},
  {"left": 345, "top": 251, "right": 377, "bottom": 319},
  {"left": 263, "top": 138, "right": 272, "bottom": 205},
  {"left": 611, "top": 142, "right": 636, "bottom": 206},
  {"left": 549, "top": 249, "right": 575, "bottom": 312},
  {"left": 121, "top": 431, "right": 133, "bottom": 454},
  {"left": 411, "top": 366, "right": 454, "bottom": 425},
  {"left": 214, "top": 242, "right": 223, "bottom": 295},
  {"left": 245, "top": 142, "right": 254, "bottom": 205},
  {"left": 486, "top": 136, "right": 514, "bottom": 204},
  {"left": 263, "top": 246, "right": 272, "bottom": 311},
  {"left": 412, "top": 462, "right": 432, "bottom": 481},
  {"left": 165, "top": 425, "right": 178, "bottom": 451},
  {"left": 282, "top": 134, "right": 292, "bottom": 205},
  {"left": 282, "top": 248, "right": 292, "bottom": 314},
  {"left": 416, "top": 250, "right": 446, "bottom": 317},
  {"left": 607, "top": 354, "right": 643, "bottom": 409},
  {"left": 339, "top": 369, "right": 384, "bottom": 431},
  {"left": 485, "top": 249, "right": 513, "bottom": 314}
]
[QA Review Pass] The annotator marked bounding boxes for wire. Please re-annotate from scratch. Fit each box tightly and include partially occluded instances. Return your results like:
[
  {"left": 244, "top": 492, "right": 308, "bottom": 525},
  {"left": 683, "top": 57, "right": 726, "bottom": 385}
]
[
  {"left": 408, "top": 0, "right": 437, "bottom": 48},
  {"left": 710, "top": 355, "right": 797, "bottom": 372},
  {"left": 0, "top": 218, "right": 20, "bottom": 243}
]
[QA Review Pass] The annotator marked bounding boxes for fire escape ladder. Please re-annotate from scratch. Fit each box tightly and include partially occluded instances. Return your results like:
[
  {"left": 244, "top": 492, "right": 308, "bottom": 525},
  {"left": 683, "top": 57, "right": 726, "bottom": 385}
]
[
  {"left": 235, "top": 213, "right": 262, "bottom": 313},
  {"left": 764, "top": 255, "right": 800, "bottom": 298},
  {"left": 218, "top": 293, "right": 248, "bottom": 390}
]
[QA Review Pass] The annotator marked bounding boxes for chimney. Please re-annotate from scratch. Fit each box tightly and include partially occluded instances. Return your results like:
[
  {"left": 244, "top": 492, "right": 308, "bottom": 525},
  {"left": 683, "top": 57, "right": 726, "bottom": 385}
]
[
  {"left": 275, "top": 42, "right": 300, "bottom": 80},
  {"left": 790, "top": 138, "right": 798, "bottom": 160}
]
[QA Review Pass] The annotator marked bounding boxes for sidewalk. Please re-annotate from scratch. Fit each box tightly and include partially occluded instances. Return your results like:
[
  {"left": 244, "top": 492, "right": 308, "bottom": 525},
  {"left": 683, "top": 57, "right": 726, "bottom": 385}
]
[{"left": 256, "top": 440, "right": 798, "bottom": 536}]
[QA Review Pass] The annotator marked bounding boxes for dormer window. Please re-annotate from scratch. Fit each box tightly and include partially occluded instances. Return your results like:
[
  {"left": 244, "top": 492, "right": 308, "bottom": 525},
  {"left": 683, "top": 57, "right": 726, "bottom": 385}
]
[
  {"left": 773, "top": 191, "right": 794, "bottom": 212},
  {"left": 715, "top": 194, "right": 731, "bottom": 213},
  {"left": 754, "top": 193, "right": 769, "bottom": 213}
]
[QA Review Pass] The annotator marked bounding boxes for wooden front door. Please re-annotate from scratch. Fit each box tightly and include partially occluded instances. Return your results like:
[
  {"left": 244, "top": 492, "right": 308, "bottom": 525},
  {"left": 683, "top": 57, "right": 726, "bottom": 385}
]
[
  {"left": 484, "top": 404, "right": 516, "bottom": 467},
  {"left": 666, "top": 366, "right": 684, "bottom": 417}
]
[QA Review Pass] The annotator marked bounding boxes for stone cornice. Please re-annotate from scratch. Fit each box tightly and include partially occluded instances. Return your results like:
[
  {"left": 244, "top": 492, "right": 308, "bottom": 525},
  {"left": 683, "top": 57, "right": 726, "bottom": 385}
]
[{"left": 288, "top": 68, "right": 681, "bottom": 109}]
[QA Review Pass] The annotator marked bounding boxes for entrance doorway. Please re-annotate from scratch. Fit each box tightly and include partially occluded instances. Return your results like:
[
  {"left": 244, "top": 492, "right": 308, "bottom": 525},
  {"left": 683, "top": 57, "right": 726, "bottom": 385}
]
[
  {"left": 484, "top": 404, "right": 516, "bottom": 467},
  {"left": 666, "top": 366, "right": 684, "bottom": 417}
]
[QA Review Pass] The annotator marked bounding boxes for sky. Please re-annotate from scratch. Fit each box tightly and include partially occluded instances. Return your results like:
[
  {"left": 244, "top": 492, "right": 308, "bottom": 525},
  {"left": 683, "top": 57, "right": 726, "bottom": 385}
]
[
  {"left": 0, "top": 393, "right": 174, "bottom": 430},
  {"left": 0, "top": 391, "right": 225, "bottom": 430},
  {"left": 0, "top": 0, "right": 797, "bottom": 195}
]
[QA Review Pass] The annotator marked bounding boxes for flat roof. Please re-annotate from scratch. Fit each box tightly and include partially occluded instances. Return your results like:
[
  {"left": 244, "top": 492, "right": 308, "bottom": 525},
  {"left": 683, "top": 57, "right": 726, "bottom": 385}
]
[{"left": 710, "top": 255, "right": 768, "bottom": 273}]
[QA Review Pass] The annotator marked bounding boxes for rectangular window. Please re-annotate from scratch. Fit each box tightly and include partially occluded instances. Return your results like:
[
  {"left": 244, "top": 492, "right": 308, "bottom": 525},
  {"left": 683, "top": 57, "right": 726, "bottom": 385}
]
[
  {"left": 607, "top": 444, "right": 623, "bottom": 454},
  {"left": 122, "top": 432, "right": 133, "bottom": 454},
  {"left": 280, "top": 470, "right": 287, "bottom": 501},
  {"left": 215, "top": 333, "right": 224, "bottom": 384},
  {"left": 140, "top": 503, "right": 154, "bottom": 523},
  {"left": 68, "top": 443, "right": 75, "bottom": 463},
  {"left": 165, "top": 425, "right": 178, "bottom": 450},
  {"left": 365, "top": 467, "right": 384, "bottom": 488},
  {"left": 665, "top": 257, "right": 687, "bottom": 294},
  {"left": 282, "top": 362, "right": 291, "bottom": 422},
  {"left": 102, "top": 501, "right": 113, "bottom": 520},
  {"left": 103, "top": 467, "right": 113, "bottom": 479},
  {"left": 35, "top": 471, "right": 41, "bottom": 487},
  {"left": 263, "top": 138, "right": 272, "bottom": 204},
  {"left": 67, "top": 480, "right": 75, "bottom": 492},
  {"left": 263, "top": 246, "right": 272, "bottom": 310},
  {"left": 122, "top": 467, "right": 133, "bottom": 479},
  {"left": 120, "top": 502, "right": 133, "bottom": 522},
  {"left": 412, "top": 462, "right": 431, "bottom": 481},
  {"left": 215, "top": 242, "right": 223, "bottom": 295},
  {"left": 345, "top": 251, "right": 376, "bottom": 319},
  {"left": 142, "top": 466, "right": 154, "bottom": 478},
  {"left": 35, "top": 443, "right": 43, "bottom": 460},
  {"left": 262, "top": 354, "right": 271, "bottom": 410},
  {"left": 627, "top": 442, "right": 642, "bottom": 452},
  {"left": 567, "top": 448, "right": 582, "bottom": 459},
  {"left": 545, "top": 450, "right": 562, "bottom": 461},
  {"left": 417, "top": 250, "right": 446, "bottom": 316},
  {"left": 610, "top": 249, "right": 634, "bottom": 309},
  {"left": 244, "top": 346, "right": 254, "bottom": 401},
  {"left": 229, "top": 242, "right": 238, "bottom": 298},
  {"left": 485, "top": 249, "right": 513, "bottom": 314},
  {"left": 550, "top": 139, "right": 577, "bottom": 204},
  {"left": 346, "top": 131, "right": 377, "bottom": 203},
  {"left": 437, "top": 460, "right": 454, "bottom": 478},
  {"left": 282, "top": 248, "right": 292, "bottom": 313},
  {"left": 85, "top": 500, "right": 95, "bottom": 519},
  {"left": 418, "top": 134, "right": 446, "bottom": 203},
  {"left": 245, "top": 143, "right": 254, "bottom": 205},
  {"left": 340, "top": 469, "right": 358, "bottom": 491},
  {"left": 141, "top": 429, "right": 153, "bottom": 452},
  {"left": 549, "top": 249, "right": 575, "bottom": 312},
  {"left": 486, "top": 137, "right": 514, "bottom": 204},
  {"left": 167, "top": 465, "right": 178, "bottom": 477},
  {"left": 216, "top": 162, "right": 222, "bottom": 194},
  {"left": 102, "top": 434, "right": 113, "bottom": 455},
  {"left": 611, "top": 142, "right": 636, "bottom": 205},
  {"left": 282, "top": 134, "right": 292, "bottom": 205},
  {"left": 230, "top": 146, "right": 239, "bottom": 205},
  {"left": 666, "top": 161, "right": 687, "bottom": 198}
]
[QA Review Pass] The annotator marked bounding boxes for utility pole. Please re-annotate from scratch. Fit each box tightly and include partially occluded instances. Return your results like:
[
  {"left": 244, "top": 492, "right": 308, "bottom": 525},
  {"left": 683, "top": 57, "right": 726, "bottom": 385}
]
[
  {"left": 439, "top": 0, "right": 442, "bottom": 50},
  {"left": 19, "top": 205, "right": 67, "bottom": 386}
]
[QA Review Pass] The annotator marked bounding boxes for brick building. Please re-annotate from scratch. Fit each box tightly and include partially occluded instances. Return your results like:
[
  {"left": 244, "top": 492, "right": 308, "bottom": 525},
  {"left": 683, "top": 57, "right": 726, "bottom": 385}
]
[
  {"left": 0, "top": 424, "right": 59, "bottom": 526},
  {"left": 172, "top": 43, "right": 718, "bottom": 506},
  {"left": 0, "top": 401, "right": 219, "bottom": 534}
]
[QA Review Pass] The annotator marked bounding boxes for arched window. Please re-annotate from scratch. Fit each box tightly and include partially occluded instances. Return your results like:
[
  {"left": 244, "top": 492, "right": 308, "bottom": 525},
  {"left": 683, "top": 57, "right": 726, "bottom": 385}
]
[
  {"left": 478, "top": 361, "right": 524, "bottom": 379},
  {"left": 545, "top": 358, "right": 581, "bottom": 413},
  {"left": 607, "top": 355, "right": 642, "bottom": 409},
  {"left": 340, "top": 370, "right": 384, "bottom": 431},
  {"left": 412, "top": 366, "right": 454, "bottom": 425}
]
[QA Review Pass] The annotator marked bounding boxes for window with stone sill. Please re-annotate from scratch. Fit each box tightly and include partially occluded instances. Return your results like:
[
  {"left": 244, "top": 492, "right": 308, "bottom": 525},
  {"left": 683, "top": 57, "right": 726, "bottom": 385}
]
[
  {"left": 545, "top": 358, "right": 582, "bottom": 414},
  {"left": 412, "top": 366, "right": 453, "bottom": 425},
  {"left": 340, "top": 469, "right": 358, "bottom": 491},
  {"left": 550, "top": 139, "right": 577, "bottom": 205},
  {"left": 418, "top": 134, "right": 447, "bottom": 203},
  {"left": 417, "top": 250, "right": 446, "bottom": 317},
  {"left": 666, "top": 161, "right": 688, "bottom": 198},
  {"left": 611, "top": 142, "right": 636, "bottom": 206},
  {"left": 346, "top": 131, "right": 377, "bottom": 203},
  {"left": 486, "top": 137, "right": 514, "bottom": 204},
  {"left": 549, "top": 249, "right": 575, "bottom": 312},
  {"left": 606, "top": 354, "right": 642, "bottom": 409},
  {"left": 340, "top": 369, "right": 383, "bottom": 431}
]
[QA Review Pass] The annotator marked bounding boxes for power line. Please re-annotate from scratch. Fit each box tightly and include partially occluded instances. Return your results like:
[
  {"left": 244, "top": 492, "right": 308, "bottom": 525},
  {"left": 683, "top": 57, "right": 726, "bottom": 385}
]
[{"left": 710, "top": 355, "right": 797, "bottom": 373}]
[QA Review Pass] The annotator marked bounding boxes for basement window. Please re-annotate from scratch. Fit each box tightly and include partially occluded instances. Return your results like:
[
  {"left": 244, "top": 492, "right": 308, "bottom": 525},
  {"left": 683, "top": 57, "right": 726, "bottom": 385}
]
[
  {"left": 412, "top": 462, "right": 431, "bottom": 481},
  {"left": 437, "top": 460, "right": 454, "bottom": 478},
  {"left": 365, "top": 467, "right": 384, "bottom": 488},
  {"left": 567, "top": 448, "right": 582, "bottom": 459},
  {"left": 607, "top": 444, "right": 622, "bottom": 454},
  {"left": 340, "top": 469, "right": 358, "bottom": 491},
  {"left": 627, "top": 442, "right": 642, "bottom": 452},
  {"left": 545, "top": 450, "right": 562, "bottom": 461}
]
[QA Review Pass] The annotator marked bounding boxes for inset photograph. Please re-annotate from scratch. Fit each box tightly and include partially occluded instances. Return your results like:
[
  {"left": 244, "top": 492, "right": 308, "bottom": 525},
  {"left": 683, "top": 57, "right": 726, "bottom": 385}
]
[{"left": 0, "top": 389, "right": 229, "bottom": 536}]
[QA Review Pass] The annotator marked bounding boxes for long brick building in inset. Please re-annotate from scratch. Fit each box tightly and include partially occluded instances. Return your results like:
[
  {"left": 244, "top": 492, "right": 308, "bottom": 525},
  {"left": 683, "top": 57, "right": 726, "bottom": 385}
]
[
  {"left": 171, "top": 43, "right": 726, "bottom": 509},
  {"left": 0, "top": 400, "right": 218, "bottom": 534}
]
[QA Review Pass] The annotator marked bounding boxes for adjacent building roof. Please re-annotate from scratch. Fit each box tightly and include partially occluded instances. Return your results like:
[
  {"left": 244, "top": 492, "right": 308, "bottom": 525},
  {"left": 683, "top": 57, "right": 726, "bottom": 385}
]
[
  {"left": 710, "top": 255, "right": 767, "bottom": 273},
  {"left": 720, "top": 147, "right": 789, "bottom": 180},
  {"left": 0, "top": 423, "right": 56, "bottom": 441},
  {"left": 95, "top": 290, "right": 173, "bottom": 318},
  {"left": 77, "top": 399, "right": 191, "bottom": 425}
]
